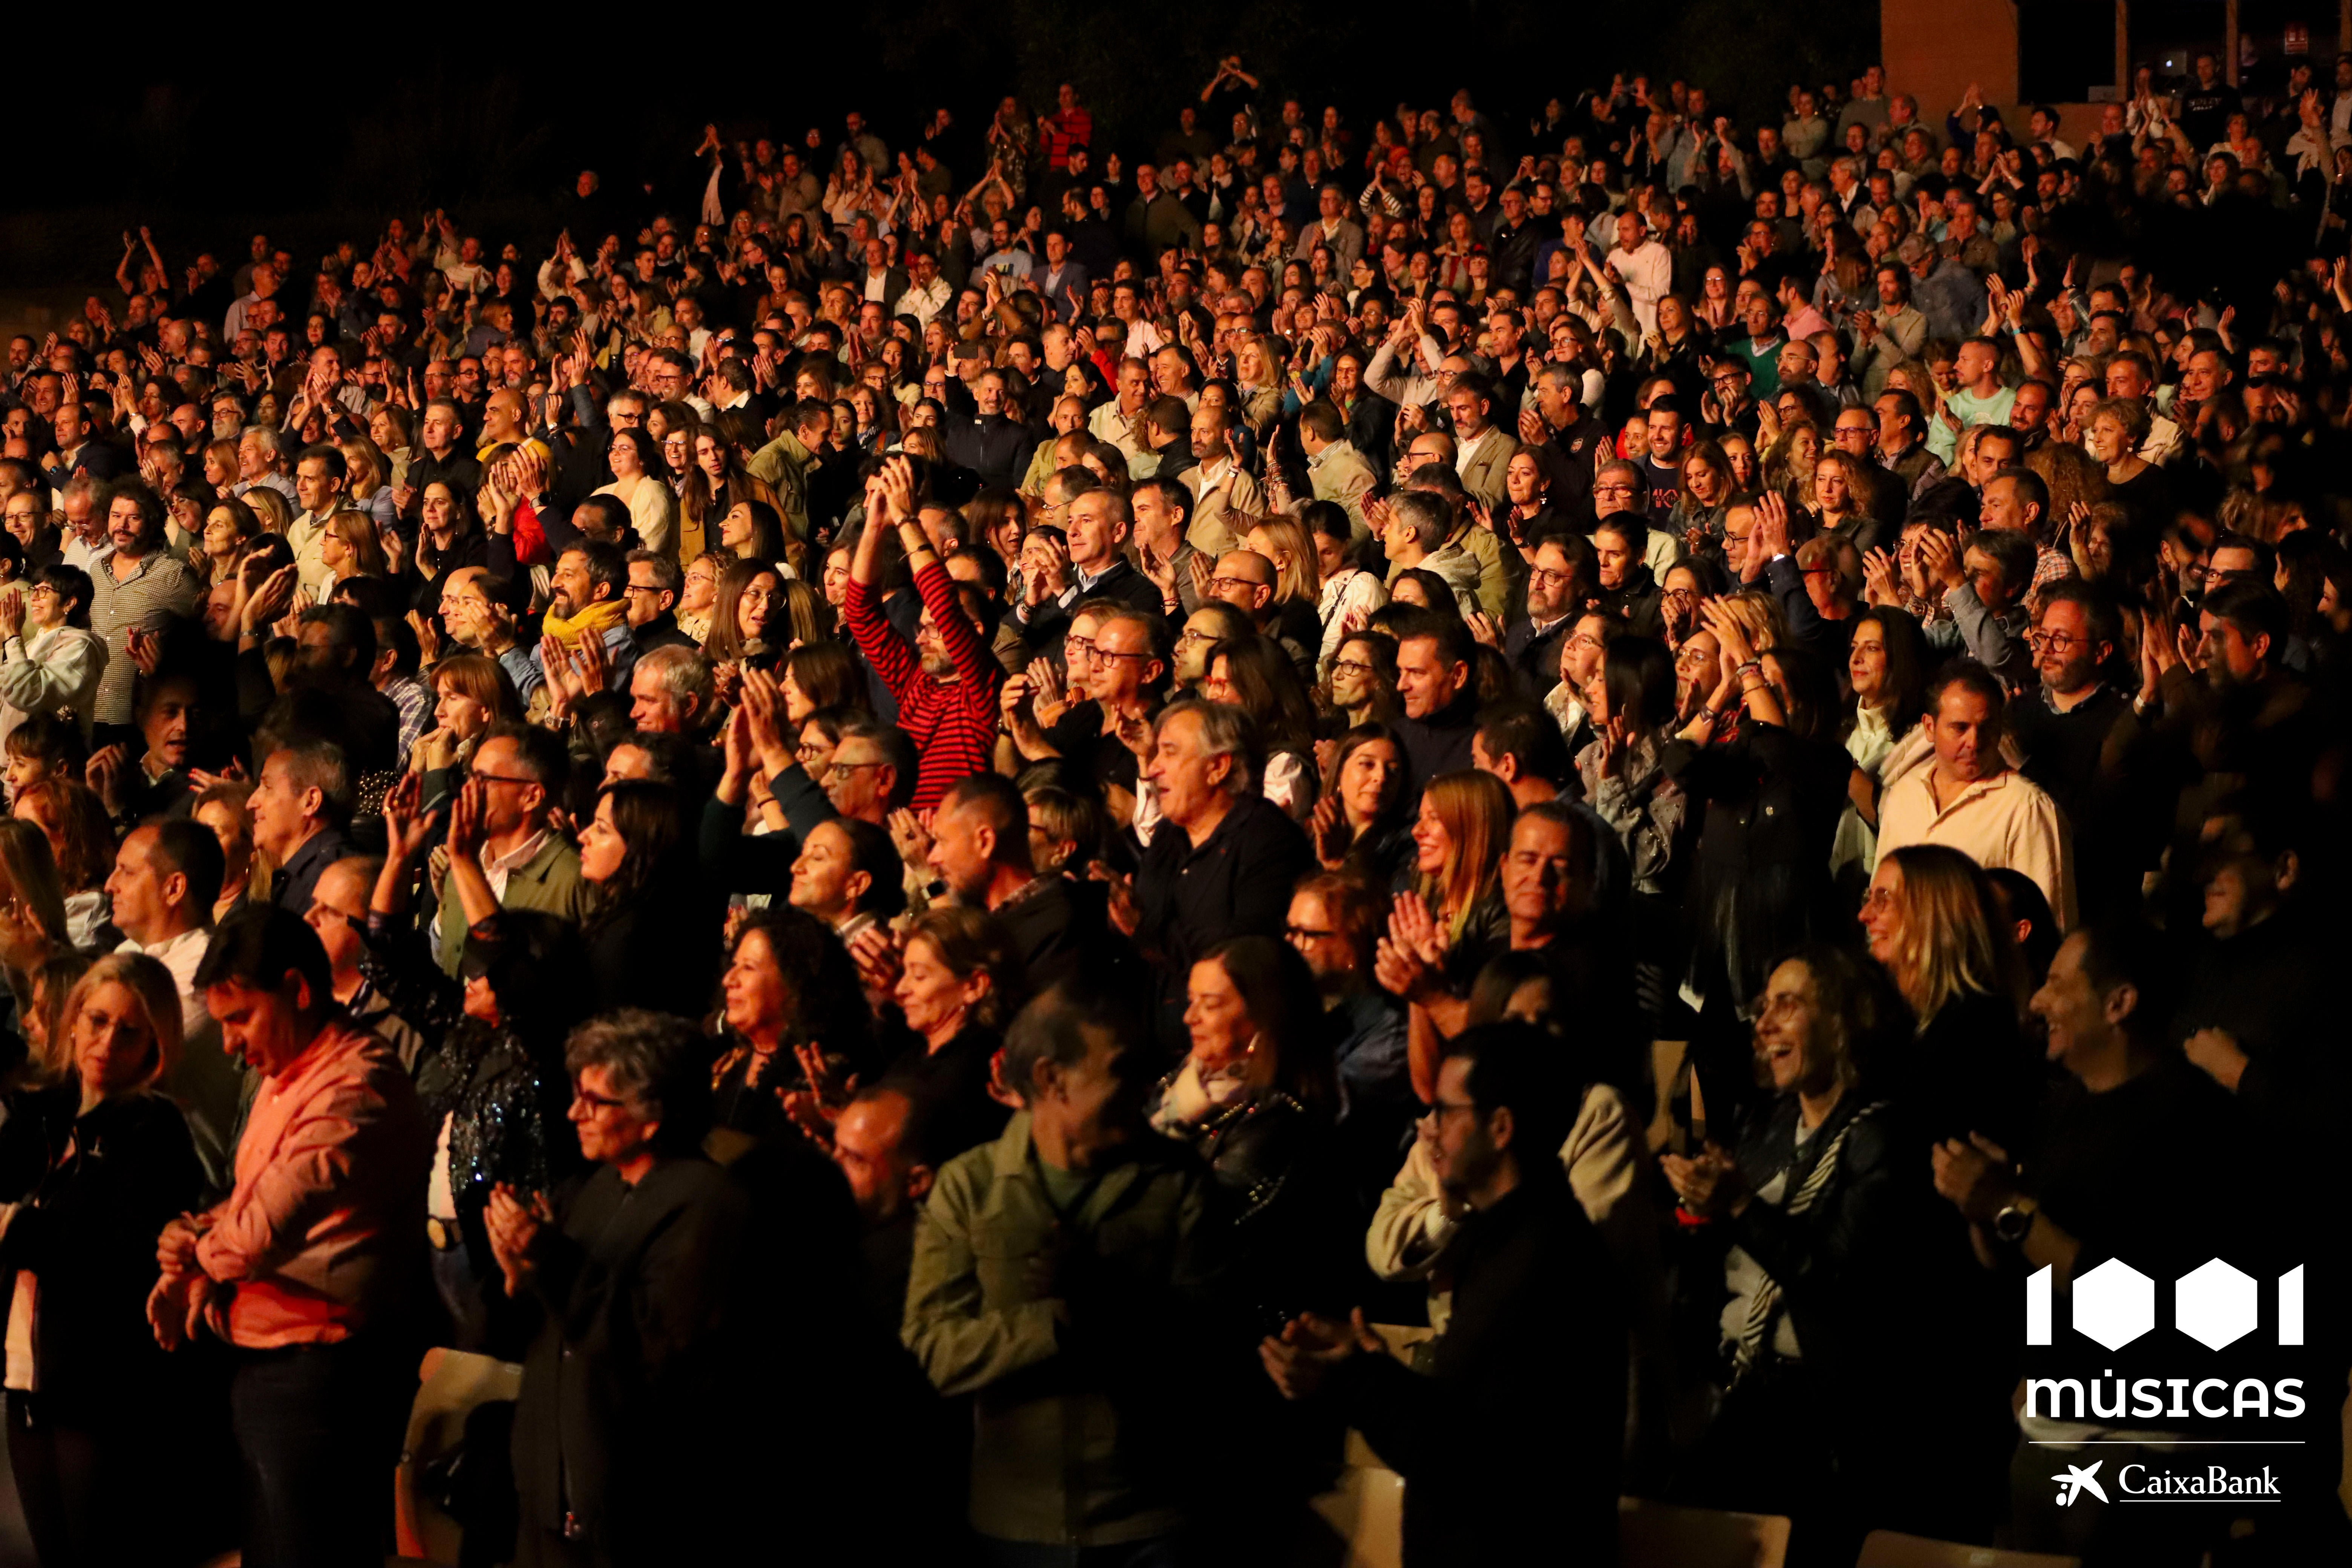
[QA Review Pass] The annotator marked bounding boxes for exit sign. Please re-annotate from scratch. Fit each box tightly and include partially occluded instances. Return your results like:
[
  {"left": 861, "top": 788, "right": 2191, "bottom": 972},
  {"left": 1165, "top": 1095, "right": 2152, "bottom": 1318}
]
[{"left": 2286, "top": 23, "right": 2311, "bottom": 55}]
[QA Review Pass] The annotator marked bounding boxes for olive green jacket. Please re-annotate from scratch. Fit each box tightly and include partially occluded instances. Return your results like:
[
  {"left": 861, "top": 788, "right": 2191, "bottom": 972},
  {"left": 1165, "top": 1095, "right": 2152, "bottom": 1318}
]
[{"left": 902, "top": 1111, "right": 1226, "bottom": 1547}]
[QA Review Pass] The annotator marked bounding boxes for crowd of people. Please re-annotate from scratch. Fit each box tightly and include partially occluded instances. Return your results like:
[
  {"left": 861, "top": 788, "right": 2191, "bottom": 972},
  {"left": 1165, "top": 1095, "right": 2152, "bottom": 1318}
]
[{"left": 1, "top": 45, "right": 2350, "bottom": 1568}]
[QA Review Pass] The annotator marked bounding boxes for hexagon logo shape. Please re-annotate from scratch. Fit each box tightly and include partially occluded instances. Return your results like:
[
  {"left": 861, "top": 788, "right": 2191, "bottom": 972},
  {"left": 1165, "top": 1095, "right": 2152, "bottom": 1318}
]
[
  {"left": 2072, "top": 1259, "right": 2155, "bottom": 1351},
  {"left": 2175, "top": 1259, "right": 2258, "bottom": 1351}
]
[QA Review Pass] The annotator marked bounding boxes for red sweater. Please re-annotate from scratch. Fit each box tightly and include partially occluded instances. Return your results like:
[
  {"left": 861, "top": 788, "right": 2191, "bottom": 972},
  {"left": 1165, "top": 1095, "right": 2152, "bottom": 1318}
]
[{"left": 845, "top": 561, "right": 1003, "bottom": 809}]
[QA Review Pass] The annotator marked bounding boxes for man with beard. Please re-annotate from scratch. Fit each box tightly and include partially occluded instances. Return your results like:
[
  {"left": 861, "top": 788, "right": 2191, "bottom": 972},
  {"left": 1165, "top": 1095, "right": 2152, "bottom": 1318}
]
[
  {"left": 1504, "top": 530, "right": 1591, "bottom": 698},
  {"left": 1263, "top": 1020, "right": 1625, "bottom": 1565},
  {"left": 846, "top": 457, "right": 1002, "bottom": 809}
]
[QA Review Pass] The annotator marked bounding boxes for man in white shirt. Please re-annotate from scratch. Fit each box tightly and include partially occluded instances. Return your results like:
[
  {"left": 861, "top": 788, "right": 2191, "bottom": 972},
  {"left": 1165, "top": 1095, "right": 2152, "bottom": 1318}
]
[
  {"left": 106, "top": 818, "right": 243, "bottom": 1193},
  {"left": 287, "top": 444, "right": 349, "bottom": 599},
  {"left": 0, "top": 565, "right": 105, "bottom": 748},
  {"left": 1604, "top": 210, "right": 1673, "bottom": 336},
  {"left": 1875, "top": 663, "right": 2075, "bottom": 926},
  {"left": 893, "top": 252, "right": 953, "bottom": 328}
]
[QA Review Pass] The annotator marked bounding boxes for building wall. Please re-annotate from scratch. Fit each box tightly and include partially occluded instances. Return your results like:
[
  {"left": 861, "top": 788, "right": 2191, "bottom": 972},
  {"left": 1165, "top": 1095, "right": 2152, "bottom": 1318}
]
[{"left": 1883, "top": 0, "right": 2020, "bottom": 126}]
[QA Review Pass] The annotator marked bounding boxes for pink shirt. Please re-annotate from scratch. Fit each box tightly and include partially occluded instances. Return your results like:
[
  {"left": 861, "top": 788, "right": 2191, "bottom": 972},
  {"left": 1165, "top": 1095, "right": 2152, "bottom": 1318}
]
[{"left": 193, "top": 1019, "right": 430, "bottom": 1348}]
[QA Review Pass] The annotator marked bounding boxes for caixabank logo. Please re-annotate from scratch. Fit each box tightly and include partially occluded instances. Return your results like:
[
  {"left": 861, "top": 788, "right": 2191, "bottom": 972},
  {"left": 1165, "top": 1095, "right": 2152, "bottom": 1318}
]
[{"left": 2025, "top": 1258, "right": 2308, "bottom": 1509}]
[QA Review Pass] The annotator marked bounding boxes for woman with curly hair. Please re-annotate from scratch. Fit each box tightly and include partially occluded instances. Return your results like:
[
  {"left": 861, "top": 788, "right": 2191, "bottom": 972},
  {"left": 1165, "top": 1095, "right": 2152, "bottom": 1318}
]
[{"left": 709, "top": 906, "right": 876, "bottom": 1153}]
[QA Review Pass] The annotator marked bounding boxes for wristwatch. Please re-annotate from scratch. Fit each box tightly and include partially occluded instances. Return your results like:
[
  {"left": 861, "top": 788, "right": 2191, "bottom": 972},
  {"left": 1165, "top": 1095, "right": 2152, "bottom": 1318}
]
[{"left": 1993, "top": 1202, "right": 2036, "bottom": 1244}]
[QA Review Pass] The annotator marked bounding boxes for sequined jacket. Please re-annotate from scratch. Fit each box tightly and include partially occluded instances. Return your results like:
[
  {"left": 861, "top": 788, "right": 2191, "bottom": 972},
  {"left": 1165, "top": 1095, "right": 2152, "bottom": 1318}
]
[{"left": 359, "top": 913, "right": 574, "bottom": 1244}]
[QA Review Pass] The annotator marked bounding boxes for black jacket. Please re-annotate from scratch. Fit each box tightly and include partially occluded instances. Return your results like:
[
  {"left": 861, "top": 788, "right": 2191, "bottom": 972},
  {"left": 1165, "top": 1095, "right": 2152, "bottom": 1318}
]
[
  {"left": 0, "top": 1091, "right": 205, "bottom": 1419},
  {"left": 1503, "top": 614, "right": 1569, "bottom": 701},
  {"left": 1394, "top": 692, "right": 1481, "bottom": 801},
  {"left": 940, "top": 412, "right": 1035, "bottom": 489},
  {"left": 1332, "top": 1173, "right": 1623, "bottom": 1566},
  {"left": 1022, "top": 559, "right": 1163, "bottom": 649},
  {"left": 511, "top": 1156, "right": 751, "bottom": 1562}
]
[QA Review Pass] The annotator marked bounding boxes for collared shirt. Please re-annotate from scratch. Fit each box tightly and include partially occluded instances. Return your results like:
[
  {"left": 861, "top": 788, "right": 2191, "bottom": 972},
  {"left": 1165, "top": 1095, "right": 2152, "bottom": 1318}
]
[
  {"left": 287, "top": 508, "right": 334, "bottom": 599},
  {"left": 484, "top": 828, "right": 553, "bottom": 902},
  {"left": 119, "top": 926, "right": 213, "bottom": 1036},
  {"left": 87, "top": 548, "right": 202, "bottom": 726},
  {"left": 1455, "top": 423, "right": 1505, "bottom": 479},
  {"left": 1874, "top": 766, "right": 2075, "bottom": 927},
  {"left": 191, "top": 1018, "right": 430, "bottom": 1348},
  {"left": 383, "top": 674, "right": 433, "bottom": 759},
  {"left": 893, "top": 276, "right": 952, "bottom": 327}
]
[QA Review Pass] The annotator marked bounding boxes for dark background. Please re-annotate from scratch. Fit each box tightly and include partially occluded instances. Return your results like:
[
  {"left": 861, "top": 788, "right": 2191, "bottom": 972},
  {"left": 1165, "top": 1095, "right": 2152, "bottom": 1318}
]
[{"left": 0, "top": 2, "right": 1879, "bottom": 291}]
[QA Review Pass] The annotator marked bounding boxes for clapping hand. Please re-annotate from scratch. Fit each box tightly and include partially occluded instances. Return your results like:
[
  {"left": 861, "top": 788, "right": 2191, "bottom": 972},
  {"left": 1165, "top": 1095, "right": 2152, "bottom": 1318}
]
[
  {"left": 1661, "top": 1142, "right": 1749, "bottom": 1218},
  {"left": 1259, "top": 1308, "right": 1384, "bottom": 1401},
  {"left": 485, "top": 1184, "right": 553, "bottom": 1297}
]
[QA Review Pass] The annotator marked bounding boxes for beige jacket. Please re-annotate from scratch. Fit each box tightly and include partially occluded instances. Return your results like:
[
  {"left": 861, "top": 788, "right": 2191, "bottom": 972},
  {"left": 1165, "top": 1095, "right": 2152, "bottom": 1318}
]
[{"left": 1367, "top": 1081, "right": 1659, "bottom": 1334}]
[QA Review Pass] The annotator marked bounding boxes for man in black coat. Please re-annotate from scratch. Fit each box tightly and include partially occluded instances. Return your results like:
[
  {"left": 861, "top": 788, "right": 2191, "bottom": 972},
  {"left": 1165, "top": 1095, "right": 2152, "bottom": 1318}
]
[
  {"left": 1390, "top": 611, "right": 1481, "bottom": 798},
  {"left": 1261, "top": 1023, "right": 1625, "bottom": 1566},
  {"left": 1131, "top": 701, "right": 1312, "bottom": 1048}
]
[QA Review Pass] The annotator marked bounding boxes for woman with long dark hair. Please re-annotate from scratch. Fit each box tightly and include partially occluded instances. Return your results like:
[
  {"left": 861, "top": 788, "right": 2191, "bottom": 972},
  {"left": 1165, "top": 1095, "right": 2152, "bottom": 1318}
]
[
  {"left": 412, "top": 480, "right": 490, "bottom": 615},
  {"left": 704, "top": 556, "right": 787, "bottom": 672},
  {"left": 576, "top": 780, "right": 720, "bottom": 1019},
  {"left": 679, "top": 429, "right": 780, "bottom": 567},
  {"left": 1149, "top": 934, "right": 1357, "bottom": 1311},
  {"left": 1306, "top": 723, "right": 1411, "bottom": 889},
  {"left": 709, "top": 907, "right": 876, "bottom": 1154},
  {"left": 1832, "top": 606, "right": 1932, "bottom": 895}
]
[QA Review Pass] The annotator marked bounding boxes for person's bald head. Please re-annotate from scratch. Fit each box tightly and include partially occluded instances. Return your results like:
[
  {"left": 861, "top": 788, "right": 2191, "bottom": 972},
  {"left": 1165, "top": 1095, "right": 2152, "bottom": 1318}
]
[{"left": 1210, "top": 550, "right": 1275, "bottom": 615}]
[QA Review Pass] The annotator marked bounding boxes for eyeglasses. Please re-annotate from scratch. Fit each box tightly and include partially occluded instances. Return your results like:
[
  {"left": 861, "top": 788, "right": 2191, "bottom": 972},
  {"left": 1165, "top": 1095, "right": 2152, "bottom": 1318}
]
[
  {"left": 1063, "top": 636, "right": 1095, "bottom": 657},
  {"left": 467, "top": 769, "right": 537, "bottom": 788},
  {"left": 1208, "top": 575, "right": 1267, "bottom": 594},
  {"left": 1285, "top": 924, "right": 1337, "bottom": 942},
  {"left": 1093, "top": 648, "right": 1153, "bottom": 664},
  {"left": 2027, "top": 631, "right": 2085, "bottom": 652},
  {"left": 1329, "top": 658, "right": 1375, "bottom": 677},
  {"left": 572, "top": 1084, "right": 633, "bottom": 1113},
  {"left": 621, "top": 582, "right": 665, "bottom": 597},
  {"left": 824, "top": 760, "right": 887, "bottom": 780}
]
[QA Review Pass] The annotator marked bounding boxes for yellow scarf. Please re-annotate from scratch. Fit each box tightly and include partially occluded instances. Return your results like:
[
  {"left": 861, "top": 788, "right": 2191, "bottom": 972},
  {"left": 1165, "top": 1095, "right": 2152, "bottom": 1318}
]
[{"left": 541, "top": 597, "right": 629, "bottom": 648}]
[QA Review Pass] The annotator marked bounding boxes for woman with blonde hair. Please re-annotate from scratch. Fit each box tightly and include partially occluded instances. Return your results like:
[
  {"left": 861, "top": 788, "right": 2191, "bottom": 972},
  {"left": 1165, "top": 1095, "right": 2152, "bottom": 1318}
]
[
  {"left": 1760, "top": 420, "right": 1822, "bottom": 510},
  {"left": 1857, "top": 843, "right": 2039, "bottom": 1149},
  {"left": 1401, "top": 769, "right": 1516, "bottom": 977},
  {"left": 320, "top": 509, "right": 390, "bottom": 585},
  {"left": 1243, "top": 515, "right": 1323, "bottom": 608},
  {"left": 201, "top": 439, "right": 241, "bottom": 493},
  {"left": 0, "top": 948, "right": 206, "bottom": 1567},
  {"left": 242, "top": 484, "right": 294, "bottom": 539},
  {"left": 337, "top": 436, "right": 399, "bottom": 531},
  {"left": 1230, "top": 335, "right": 1286, "bottom": 436}
]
